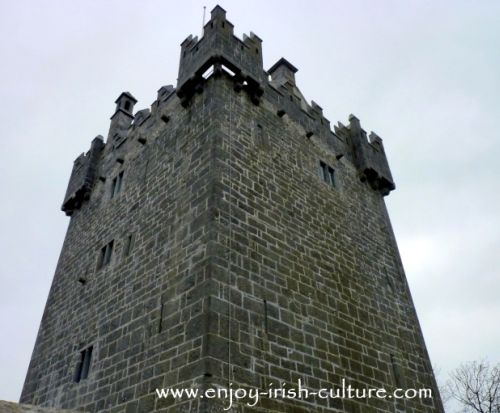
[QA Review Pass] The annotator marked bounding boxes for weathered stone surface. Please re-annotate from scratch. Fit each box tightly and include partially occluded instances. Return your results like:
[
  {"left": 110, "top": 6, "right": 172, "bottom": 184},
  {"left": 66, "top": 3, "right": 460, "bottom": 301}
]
[
  {"left": 20, "top": 5, "right": 443, "bottom": 413},
  {"left": 0, "top": 400, "right": 83, "bottom": 413}
]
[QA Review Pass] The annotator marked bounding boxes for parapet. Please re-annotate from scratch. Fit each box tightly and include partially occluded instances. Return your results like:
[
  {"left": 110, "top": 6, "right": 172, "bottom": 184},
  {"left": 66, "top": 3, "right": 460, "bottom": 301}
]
[
  {"left": 62, "top": 136, "right": 104, "bottom": 215},
  {"left": 335, "top": 115, "right": 395, "bottom": 195},
  {"left": 60, "top": 5, "right": 396, "bottom": 215},
  {"left": 177, "top": 5, "right": 264, "bottom": 106}
]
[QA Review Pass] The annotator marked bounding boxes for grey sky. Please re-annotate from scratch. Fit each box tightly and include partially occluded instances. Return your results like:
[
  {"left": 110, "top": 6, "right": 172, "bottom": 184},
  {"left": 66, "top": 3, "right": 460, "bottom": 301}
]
[{"left": 1, "top": 0, "right": 499, "bottom": 408}]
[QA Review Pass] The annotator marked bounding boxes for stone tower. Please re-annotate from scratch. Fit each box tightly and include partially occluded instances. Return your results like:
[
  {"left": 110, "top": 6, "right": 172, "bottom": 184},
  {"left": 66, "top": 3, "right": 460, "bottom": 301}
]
[{"left": 21, "top": 6, "right": 443, "bottom": 413}]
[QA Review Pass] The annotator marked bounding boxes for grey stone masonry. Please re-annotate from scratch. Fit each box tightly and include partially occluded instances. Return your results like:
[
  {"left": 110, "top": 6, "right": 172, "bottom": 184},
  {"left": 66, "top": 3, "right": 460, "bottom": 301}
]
[
  {"left": 21, "top": 5, "right": 443, "bottom": 413},
  {"left": 0, "top": 400, "right": 83, "bottom": 413}
]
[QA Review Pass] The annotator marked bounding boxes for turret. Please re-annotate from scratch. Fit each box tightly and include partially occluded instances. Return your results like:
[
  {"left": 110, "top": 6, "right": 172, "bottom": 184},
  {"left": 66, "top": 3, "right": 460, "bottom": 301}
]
[
  {"left": 61, "top": 136, "right": 104, "bottom": 215},
  {"left": 108, "top": 92, "right": 137, "bottom": 142},
  {"left": 347, "top": 114, "right": 395, "bottom": 195}
]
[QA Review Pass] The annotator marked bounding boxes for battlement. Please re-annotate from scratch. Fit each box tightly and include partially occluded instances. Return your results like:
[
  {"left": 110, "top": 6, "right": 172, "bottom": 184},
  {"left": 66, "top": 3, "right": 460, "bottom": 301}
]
[
  {"left": 177, "top": 5, "right": 264, "bottom": 106},
  {"left": 62, "top": 136, "right": 104, "bottom": 215},
  {"left": 61, "top": 5, "right": 395, "bottom": 216},
  {"left": 335, "top": 115, "right": 395, "bottom": 194}
]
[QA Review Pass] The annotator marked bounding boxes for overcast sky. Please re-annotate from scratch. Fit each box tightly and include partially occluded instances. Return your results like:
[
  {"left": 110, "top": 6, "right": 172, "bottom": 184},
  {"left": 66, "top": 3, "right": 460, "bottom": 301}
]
[{"left": 1, "top": 0, "right": 499, "bottom": 409}]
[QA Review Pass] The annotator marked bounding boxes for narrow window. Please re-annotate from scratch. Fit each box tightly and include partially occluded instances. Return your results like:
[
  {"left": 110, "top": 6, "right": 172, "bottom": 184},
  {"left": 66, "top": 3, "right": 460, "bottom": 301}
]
[
  {"left": 318, "top": 162, "right": 325, "bottom": 180},
  {"left": 255, "top": 124, "right": 269, "bottom": 148},
  {"left": 158, "top": 302, "right": 164, "bottom": 333},
  {"left": 111, "top": 177, "right": 118, "bottom": 198},
  {"left": 328, "top": 166, "right": 335, "bottom": 187},
  {"left": 103, "top": 240, "right": 114, "bottom": 265},
  {"left": 74, "top": 350, "right": 84, "bottom": 382},
  {"left": 320, "top": 161, "right": 328, "bottom": 182},
  {"left": 97, "top": 245, "right": 106, "bottom": 270},
  {"left": 124, "top": 100, "right": 131, "bottom": 111},
  {"left": 123, "top": 234, "right": 134, "bottom": 257},
  {"left": 117, "top": 171, "right": 123, "bottom": 193},
  {"left": 74, "top": 345, "right": 93, "bottom": 382},
  {"left": 97, "top": 240, "right": 114, "bottom": 270},
  {"left": 111, "top": 171, "right": 124, "bottom": 198},
  {"left": 319, "top": 161, "right": 335, "bottom": 187},
  {"left": 390, "top": 354, "right": 404, "bottom": 387},
  {"left": 263, "top": 299, "right": 268, "bottom": 335}
]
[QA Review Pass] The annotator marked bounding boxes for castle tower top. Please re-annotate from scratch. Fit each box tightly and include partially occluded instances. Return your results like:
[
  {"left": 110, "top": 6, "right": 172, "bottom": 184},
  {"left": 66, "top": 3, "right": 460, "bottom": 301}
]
[{"left": 177, "top": 5, "right": 264, "bottom": 106}]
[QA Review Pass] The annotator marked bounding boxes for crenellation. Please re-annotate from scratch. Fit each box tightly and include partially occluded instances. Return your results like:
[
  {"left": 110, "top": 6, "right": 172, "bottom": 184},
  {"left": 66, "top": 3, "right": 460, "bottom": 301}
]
[
  {"left": 345, "top": 114, "right": 395, "bottom": 195},
  {"left": 177, "top": 7, "right": 265, "bottom": 108},
  {"left": 156, "top": 85, "right": 175, "bottom": 103},
  {"left": 62, "top": 136, "right": 104, "bottom": 216},
  {"left": 131, "top": 109, "right": 150, "bottom": 128}
]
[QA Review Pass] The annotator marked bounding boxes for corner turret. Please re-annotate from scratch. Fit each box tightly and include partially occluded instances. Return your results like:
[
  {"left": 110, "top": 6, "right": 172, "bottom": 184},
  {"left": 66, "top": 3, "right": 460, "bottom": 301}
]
[
  {"left": 343, "top": 114, "right": 395, "bottom": 195},
  {"left": 62, "top": 136, "right": 104, "bottom": 215}
]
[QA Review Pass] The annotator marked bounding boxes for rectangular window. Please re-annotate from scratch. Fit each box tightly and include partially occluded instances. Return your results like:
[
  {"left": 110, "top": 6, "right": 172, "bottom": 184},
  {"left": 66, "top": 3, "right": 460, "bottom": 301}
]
[
  {"left": 97, "top": 240, "right": 114, "bottom": 270},
  {"left": 319, "top": 161, "right": 335, "bottom": 187},
  {"left": 255, "top": 124, "right": 269, "bottom": 148},
  {"left": 103, "top": 240, "right": 113, "bottom": 265},
  {"left": 123, "top": 234, "right": 135, "bottom": 257},
  {"left": 328, "top": 167, "right": 335, "bottom": 186},
  {"left": 111, "top": 171, "right": 124, "bottom": 198},
  {"left": 74, "top": 345, "right": 93, "bottom": 383},
  {"left": 390, "top": 354, "right": 405, "bottom": 387}
]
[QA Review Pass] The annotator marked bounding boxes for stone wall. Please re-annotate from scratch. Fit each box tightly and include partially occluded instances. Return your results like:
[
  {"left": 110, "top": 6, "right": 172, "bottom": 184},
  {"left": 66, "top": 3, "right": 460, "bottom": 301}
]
[
  {"left": 194, "top": 75, "right": 442, "bottom": 412},
  {"left": 0, "top": 400, "right": 82, "bottom": 413},
  {"left": 21, "top": 77, "right": 222, "bottom": 412}
]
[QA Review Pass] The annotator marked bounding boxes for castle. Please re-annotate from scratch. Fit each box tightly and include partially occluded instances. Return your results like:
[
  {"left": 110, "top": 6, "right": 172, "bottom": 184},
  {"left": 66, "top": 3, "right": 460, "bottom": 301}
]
[{"left": 20, "top": 6, "right": 443, "bottom": 412}]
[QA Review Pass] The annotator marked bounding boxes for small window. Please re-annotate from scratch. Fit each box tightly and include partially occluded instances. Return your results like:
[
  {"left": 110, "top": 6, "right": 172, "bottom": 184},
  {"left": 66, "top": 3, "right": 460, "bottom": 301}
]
[
  {"left": 390, "top": 354, "right": 405, "bottom": 387},
  {"left": 123, "top": 233, "right": 135, "bottom": 257},
  {"left": 255, "top": 124, "right": 269, "bottom": 148},
  {"left": 111, "top": 171, "right": 124, "bottom": 198},
  {"left": 124, "top": 100, "right": 131, "bottom": 111},
  {"left": 97, "top": 240, "right": 114, "bottom": 270},
  {"left": 74, "top": 345, "right": 93, "bottom": 383},
  {"left": 319, "top": 161, "right": 335, "bottom": 187}
]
